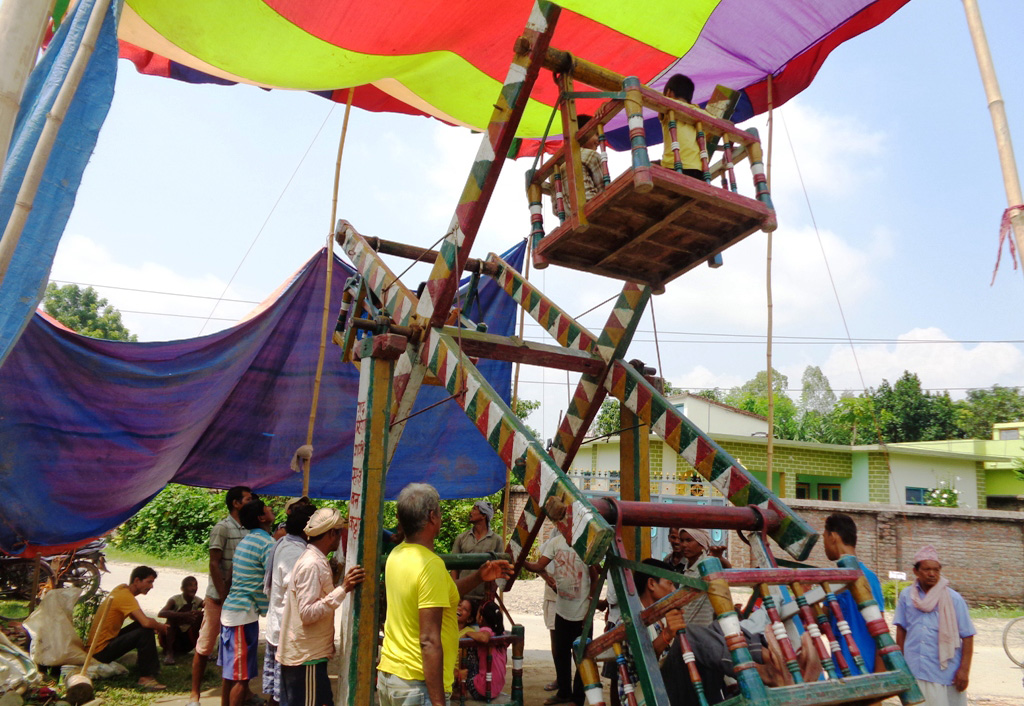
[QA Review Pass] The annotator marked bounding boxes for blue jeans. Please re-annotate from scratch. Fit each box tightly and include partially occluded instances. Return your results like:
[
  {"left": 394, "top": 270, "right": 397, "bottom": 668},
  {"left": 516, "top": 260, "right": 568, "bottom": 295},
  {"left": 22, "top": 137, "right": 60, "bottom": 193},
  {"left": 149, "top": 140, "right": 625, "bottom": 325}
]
[{"left": 376, "top": 671, "right": 450, "bottom": 706}]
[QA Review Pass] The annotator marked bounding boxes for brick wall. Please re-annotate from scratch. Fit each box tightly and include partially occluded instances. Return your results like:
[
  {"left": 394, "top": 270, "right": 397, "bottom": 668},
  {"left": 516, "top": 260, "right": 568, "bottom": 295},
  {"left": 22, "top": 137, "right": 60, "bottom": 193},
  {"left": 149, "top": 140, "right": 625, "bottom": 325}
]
[{"left": 728, "top": 499, "right": 1024, "bottom": 606}]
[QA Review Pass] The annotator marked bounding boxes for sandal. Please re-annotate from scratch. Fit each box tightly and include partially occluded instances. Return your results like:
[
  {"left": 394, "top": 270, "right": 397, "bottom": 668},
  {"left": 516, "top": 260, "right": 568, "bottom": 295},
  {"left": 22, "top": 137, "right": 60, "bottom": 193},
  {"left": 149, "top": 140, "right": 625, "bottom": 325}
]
[
  {"left": 137, "top": 678, "right": 167, "bottom": 692},
  {"left": 543, "top": 681, "right": 558, "bottom": 692}
]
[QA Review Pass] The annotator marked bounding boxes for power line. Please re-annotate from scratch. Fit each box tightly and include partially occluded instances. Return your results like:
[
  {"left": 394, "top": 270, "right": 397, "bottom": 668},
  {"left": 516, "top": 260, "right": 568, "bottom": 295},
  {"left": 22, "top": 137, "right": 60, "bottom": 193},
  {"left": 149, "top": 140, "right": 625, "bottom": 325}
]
[
  {"left": 514, "top": 379, "right": 1022, "bottom": 393},
  {"left": 50, "top": 279, "right": 260, "bottom": 305},
  {"left": 119, "top": 309, "right": 239, "bottom": 322}
]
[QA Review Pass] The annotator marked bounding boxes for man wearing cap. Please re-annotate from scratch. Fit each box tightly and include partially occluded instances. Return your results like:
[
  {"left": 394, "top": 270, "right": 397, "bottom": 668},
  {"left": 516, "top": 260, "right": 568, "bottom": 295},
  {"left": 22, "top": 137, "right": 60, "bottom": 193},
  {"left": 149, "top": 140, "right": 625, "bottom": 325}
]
[
  {"left": 378, "top": 483, "right": 513, "bottom": 706},
  {"left": 450, "top": 499, "right": 503, "bottom": 601},
  {"left": 277, "top": 507, "right": 365, "bottom": 706},
  {"left": 895, "top": 546, "right": 975, "bottom": 706}
]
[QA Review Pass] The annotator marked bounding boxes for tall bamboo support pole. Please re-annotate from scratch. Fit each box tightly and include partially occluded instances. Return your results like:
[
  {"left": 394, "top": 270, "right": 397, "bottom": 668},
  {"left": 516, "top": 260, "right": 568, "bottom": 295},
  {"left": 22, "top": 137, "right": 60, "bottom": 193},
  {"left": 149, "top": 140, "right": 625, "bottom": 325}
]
[
  {"left": 764, "top": 75, "right": 775, "bottom": 493},
  {"left": 302, "top": 88, "right": 354, "bottom": 497},
  {"left": 961, "top": 0, "right": 1024, "bottom": 274},
  {"left": 0, "top": 0, "right": 110, "bottom": 283},
  {"left": 0, "top": 0, "right": 53, "bottom": 167}
]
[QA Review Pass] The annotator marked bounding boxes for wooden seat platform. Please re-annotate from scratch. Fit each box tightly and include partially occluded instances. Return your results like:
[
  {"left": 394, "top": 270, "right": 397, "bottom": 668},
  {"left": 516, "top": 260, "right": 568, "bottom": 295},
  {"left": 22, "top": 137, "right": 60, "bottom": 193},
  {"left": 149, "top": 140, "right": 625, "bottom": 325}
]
[{"left": 534, "top": 165, "right": 777, "bottom": 291}]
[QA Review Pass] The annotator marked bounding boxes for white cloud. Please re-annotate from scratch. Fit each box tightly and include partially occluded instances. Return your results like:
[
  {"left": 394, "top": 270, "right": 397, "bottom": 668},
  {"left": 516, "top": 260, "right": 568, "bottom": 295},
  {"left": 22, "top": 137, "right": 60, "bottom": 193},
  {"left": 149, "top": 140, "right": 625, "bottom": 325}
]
[
  {"left": 820, "top": 326, "right": 1024, "bottom": 397},
  {"left": 48, "top": 233, "right": 258, "bottom": 342}
]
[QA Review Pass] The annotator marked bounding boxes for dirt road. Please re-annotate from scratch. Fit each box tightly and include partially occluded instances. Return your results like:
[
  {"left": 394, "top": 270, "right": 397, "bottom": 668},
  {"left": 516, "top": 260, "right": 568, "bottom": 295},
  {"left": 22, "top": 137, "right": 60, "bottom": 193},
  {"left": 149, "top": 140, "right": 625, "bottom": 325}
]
[{"left": 103, "top": 563, "right": 1023, "bottom": 704}]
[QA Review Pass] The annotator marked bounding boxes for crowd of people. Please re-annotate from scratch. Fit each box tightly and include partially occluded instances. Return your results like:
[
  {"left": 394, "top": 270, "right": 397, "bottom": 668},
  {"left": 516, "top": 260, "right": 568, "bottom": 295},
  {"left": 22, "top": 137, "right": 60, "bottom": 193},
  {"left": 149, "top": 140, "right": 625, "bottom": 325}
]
[{"left": 83, "top": 485, "right": 973, "bottom": 706}]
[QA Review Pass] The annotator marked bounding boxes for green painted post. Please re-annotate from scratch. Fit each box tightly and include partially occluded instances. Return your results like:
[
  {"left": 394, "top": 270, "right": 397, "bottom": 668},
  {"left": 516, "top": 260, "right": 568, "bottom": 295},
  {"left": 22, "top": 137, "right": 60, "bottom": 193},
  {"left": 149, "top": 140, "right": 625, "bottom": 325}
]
[
  {"left": 697, "top": 557, "right": 771, "bottom": 706},
  {"left": 338, "top": 333, "right": 406, "bottom": 706},
  {"left": 836, "top": 555, "right": 925, "bottom": 705},
  {"left": 510, "top": 624, "right": 525, "bottom": 706},
  {"left": 609, "top": 556, "right": 668, "bottom": 705}
]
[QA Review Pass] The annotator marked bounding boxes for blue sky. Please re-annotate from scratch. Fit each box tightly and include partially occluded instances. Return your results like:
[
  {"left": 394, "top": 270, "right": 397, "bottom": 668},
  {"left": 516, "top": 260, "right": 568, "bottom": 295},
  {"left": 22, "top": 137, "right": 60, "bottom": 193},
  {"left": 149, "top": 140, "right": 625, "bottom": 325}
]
[{"left": 51, "top": 0, "right": 1024, "bottom": 434}]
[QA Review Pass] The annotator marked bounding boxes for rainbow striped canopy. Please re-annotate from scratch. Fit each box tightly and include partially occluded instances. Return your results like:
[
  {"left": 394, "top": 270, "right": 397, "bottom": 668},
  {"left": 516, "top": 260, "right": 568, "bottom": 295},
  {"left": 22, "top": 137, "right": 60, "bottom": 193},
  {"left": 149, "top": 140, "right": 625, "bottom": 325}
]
[{"left": 118, "top": 0, "right": 911, "bottom": 134}]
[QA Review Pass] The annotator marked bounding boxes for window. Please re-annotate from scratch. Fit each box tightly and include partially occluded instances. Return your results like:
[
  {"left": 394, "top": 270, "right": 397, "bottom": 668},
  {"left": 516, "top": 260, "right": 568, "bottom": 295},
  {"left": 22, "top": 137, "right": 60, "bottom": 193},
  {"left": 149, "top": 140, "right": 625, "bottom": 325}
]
[
  {"left": 818, "top": 484, "right": 841, "bottom": 502},
  {"left": 1000, "top": 428, "right": 1020, "bottom": 440},
  {"left": 906, "top": 487, "right": 928, "bottom": 505},
  {"left": 795, "top": 483, "right": 810, "bottom": 500}
]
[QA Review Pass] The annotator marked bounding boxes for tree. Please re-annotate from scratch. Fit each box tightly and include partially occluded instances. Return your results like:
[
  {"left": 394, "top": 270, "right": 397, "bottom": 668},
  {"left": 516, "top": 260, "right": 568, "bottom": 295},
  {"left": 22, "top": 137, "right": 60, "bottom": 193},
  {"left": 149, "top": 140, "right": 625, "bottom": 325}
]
[
  {"left": 511, "top": 398, "right": 541, "bottom": 438},
  {"left": 43, "top": 283, "right": 138, "bottom": 341},
  {"left": 694, "top": 388, "right": 722, "bottom": 403},
  {"left": 955, "top": 385, "right": 1024, "bottom": 439},
  {"left": 870, "top": 371, "right": 960, "bottom": 443},
  {"left": 590, "top": 398, "right": 621, "bottom": 438},
  {"left": 799, "top": 365, "right": 836, "bottom": 416},
  {"left": 725, "top": 368, "right": 799, "bottom": 439}
]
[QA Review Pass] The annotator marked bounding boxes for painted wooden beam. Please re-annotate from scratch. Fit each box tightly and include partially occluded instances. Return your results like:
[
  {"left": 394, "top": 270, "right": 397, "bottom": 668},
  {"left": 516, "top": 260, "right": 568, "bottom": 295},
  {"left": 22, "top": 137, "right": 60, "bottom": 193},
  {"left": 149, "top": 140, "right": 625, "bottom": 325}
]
[
  {"left": 441, "top": 326, "right": 604, "bottom": 374},
  {"left": 418, "top": 1, "right": 562, "bottom": 327},
  {"left": 423, "top": 327, "right": 612, "bottom": 564},
  {"left": 606, "top": 359, "right": 818, "bottom": 561},
  {"left": 486, "top": 252, "right": 599, "bottom": 353}
]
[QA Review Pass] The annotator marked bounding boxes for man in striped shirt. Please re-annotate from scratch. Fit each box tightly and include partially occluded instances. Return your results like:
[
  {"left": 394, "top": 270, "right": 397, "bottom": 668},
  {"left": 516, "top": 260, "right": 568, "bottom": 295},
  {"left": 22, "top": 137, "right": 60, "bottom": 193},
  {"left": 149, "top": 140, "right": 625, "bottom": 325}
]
[{"left": 220, "top": 498, "right": 276, "bottom": 706}]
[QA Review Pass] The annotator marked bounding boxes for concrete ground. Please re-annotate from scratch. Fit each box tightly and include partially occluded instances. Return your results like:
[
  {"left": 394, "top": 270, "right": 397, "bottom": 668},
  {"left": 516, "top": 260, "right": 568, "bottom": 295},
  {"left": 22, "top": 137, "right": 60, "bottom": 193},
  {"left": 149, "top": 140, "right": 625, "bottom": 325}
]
[{"left": 102, "top": 562, "right": 1023, "bottom": 705}]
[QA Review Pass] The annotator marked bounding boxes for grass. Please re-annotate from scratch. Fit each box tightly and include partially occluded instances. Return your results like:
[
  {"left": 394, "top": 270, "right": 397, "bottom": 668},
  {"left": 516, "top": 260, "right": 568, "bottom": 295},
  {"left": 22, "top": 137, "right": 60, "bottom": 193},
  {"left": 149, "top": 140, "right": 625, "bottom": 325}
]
[
  {"left": 106, "top": 546, "right": 209, "bottom": 574},
  {"left": 970, "top": 604, "right": 1024, "bottom": 620}
]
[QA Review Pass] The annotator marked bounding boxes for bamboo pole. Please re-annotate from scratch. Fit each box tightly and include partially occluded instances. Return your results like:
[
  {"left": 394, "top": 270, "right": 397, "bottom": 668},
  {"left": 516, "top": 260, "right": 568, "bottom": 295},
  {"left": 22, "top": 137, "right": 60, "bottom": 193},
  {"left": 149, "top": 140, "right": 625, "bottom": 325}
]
[
  {"left": 504, "top": 236, "right": 531, "bottom": 544},
  {"left": 0, "top": 0, "right": 110, "bottom": 284},
  {"left": 765, "top": 75, "right": 775, "bottom": 493},
  {"left": 0, "top": 0, "right": 54, "bottom": 167},
  {"left": 961, "top": 0, "right": 1024, "bottom": 274},
  {"left": 303, "top": 88, "right": 354, "bottom": 497}
]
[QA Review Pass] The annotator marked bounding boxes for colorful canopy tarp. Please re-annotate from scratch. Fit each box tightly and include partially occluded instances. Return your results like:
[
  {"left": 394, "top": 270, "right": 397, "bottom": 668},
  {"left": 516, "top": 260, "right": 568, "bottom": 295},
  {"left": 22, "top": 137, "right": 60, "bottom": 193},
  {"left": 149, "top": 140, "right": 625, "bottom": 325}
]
[
  {"left": 118, "top": 0, "right": 911, "bottom": 146},
  {"left": 0, "top": 243, "right": 524, "bottom": 553}
]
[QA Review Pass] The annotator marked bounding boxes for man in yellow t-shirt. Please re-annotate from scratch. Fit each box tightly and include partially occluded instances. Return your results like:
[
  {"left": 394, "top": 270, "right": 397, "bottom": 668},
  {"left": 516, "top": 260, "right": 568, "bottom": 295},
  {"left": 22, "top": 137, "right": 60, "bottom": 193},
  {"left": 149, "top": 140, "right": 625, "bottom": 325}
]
[
  {"left": 87, "top": 566, "right": 170, "bottom": 691},
  {"left": 659, "top": 74, "right": 712, "bottom": 181},
  {"left": 377, "top": 484, "right": 513, "bottom": 706}
]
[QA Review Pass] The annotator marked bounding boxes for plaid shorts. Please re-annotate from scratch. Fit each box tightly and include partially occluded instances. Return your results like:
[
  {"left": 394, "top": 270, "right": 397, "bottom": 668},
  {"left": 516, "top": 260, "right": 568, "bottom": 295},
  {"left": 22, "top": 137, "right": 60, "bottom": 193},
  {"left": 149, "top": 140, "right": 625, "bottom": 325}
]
[{"left": 262, "top": 643, "right": 281, "bottom": 701}]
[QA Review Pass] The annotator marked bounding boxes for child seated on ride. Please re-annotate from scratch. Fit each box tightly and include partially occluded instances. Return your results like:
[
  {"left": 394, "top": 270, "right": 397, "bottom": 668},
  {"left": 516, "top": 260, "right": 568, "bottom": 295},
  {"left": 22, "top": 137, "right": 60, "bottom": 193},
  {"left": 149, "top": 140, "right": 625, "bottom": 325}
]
[
  {"left": 546, "top": 113, "right": 606, "bottom": 218},
  {"left": 459, "top": 601, "right": 508, "bottom": 701},
  {"left": 658, "top": 74, "right": 711, "bottom": 181}
]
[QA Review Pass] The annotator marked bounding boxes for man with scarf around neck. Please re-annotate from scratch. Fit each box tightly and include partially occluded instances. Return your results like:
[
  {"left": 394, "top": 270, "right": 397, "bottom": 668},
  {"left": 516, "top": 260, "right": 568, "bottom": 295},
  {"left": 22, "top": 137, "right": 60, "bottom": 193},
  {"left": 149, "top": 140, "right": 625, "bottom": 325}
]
[
  {"left": 894, "top": 545, "right": 975, "bottom": 706},
  {"left": 665, "top": 528, "right": 730, "bottom": 628}
]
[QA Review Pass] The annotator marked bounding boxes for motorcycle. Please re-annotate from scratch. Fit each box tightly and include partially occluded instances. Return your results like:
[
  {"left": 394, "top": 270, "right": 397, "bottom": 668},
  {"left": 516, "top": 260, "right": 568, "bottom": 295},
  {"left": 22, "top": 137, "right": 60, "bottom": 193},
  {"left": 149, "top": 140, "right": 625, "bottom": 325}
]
[{"left": 50, "top": 539, "right": 108, "bottom": 602}]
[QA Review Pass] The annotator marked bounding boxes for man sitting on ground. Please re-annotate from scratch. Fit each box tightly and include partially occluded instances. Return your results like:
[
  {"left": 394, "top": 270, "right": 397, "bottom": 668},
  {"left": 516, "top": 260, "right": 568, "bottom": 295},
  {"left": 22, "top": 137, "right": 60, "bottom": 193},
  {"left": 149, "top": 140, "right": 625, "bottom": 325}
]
[
  {"left": 157, "top": 576, "right": 202, "bottom": 664},
  {"left": 87, "top": 565, "right": 170, "bottom": 691}
]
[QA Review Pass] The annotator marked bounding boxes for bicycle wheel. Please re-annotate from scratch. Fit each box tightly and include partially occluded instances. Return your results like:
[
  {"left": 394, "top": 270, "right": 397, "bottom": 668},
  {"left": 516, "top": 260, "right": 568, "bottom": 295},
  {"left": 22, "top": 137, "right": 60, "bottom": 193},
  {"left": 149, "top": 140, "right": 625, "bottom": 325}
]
[
  {"left": 61, "top": 559, "right": 101, "bottom": 602},
  {"left": 1002, "top": 615, "right": 1024, "bottom": 667}
]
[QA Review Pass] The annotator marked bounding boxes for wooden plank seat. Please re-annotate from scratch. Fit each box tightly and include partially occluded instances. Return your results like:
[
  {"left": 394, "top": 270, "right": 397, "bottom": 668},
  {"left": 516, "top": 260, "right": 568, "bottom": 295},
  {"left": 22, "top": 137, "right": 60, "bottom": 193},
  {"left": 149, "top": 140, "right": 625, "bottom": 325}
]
[{"left": 533, "top": 164, "right": 777, "bottom": 292}]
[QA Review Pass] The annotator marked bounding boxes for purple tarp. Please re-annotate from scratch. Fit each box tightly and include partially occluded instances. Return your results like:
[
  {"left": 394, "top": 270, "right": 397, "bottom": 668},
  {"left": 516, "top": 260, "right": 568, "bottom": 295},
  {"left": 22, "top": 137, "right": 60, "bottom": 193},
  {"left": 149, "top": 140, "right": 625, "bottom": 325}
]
[{"left": 0, "top": 243, "right": 523, "bottom": 552}]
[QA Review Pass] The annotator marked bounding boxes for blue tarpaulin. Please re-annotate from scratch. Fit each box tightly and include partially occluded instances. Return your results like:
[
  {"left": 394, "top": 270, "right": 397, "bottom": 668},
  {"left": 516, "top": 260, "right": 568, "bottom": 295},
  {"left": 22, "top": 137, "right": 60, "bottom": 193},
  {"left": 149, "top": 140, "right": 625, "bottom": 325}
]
[
  {"left": 0, "top": 0, "right": 119, "bottom": 370},
  {"left": 0, "top": 243, "right": 524, "bottom": 552}
]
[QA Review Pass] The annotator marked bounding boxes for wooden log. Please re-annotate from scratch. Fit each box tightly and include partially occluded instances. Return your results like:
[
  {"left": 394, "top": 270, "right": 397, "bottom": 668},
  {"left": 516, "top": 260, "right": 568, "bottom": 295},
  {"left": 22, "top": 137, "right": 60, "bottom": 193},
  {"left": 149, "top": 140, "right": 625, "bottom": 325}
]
[
  {"left": 0, "top": 0, "right": 52, "bottom": 166},
  {"left": 338, "top": 333, "right": 406, "bottom": 706},
  {"left": 442, "top": 327, "right": 605, "bottom": 375}
]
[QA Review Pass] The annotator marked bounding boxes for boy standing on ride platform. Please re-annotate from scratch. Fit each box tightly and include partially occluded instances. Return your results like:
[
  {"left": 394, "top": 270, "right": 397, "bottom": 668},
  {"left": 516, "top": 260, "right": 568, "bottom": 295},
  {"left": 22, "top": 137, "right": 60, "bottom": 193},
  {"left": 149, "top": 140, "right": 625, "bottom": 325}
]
[
  {"left": 822, "top": 512, "right": 885, "bottom": 676},
  {"left": 87, "top": 565, "right": 170, "bottom": 691},
  {"left": 659, "top": 74, "right": 711, "bottom": 181},
  {"left": 220, "top": 498, "right": 276, "bottom": 706},
  {"left": 158, "top": 575, "right": 203, "bottom": 664},
  {"left": 189, "top": 485, "right": 251, "bottom": 706}
]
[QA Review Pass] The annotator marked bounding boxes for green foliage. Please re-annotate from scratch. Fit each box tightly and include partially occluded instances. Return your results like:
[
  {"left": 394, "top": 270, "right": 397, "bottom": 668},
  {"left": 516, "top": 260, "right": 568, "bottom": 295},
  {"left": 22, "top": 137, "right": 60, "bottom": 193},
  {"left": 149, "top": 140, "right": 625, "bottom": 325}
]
[
  {"left": 725, "top": 368, "right": 799, "bottom": 439},
  {"left": 694, "top": 388, "right": 722, "bottom": 402},
  {"left": 111, "top": 485, "right": 232, "bottom": 559},
  {"left": 511, "top": 397, "right": 541, "bottom": 438},
  {"left": 955, "top": 385, "right": 1024, "bottom": 439},
  {"left": 871, "top": 372, "right": 961, "bottom": 443},
  {"left": 881, "top": 580, "right": 911, "bottom": 610},
  {"left": 799, "top": 365, "right": 836, "bottom": 416},
  {"left": 43, "top": 282, "right": 138, "bottom": 341},
  {"left": 73, "top": 588, "right": 108, "bottom": 641},
  {"left": 590, "top": 398, "right": 621, "bottom": 438},
  {"left": 925, "top": 479, "right": 960, "bottom": 507}
]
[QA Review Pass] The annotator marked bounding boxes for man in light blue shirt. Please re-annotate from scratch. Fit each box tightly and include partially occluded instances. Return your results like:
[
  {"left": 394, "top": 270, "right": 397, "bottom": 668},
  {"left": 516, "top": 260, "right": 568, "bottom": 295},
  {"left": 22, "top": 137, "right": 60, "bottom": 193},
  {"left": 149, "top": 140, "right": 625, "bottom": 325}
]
[{"left": 894, "top": 545, "right": 974, "bottom": 706}]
